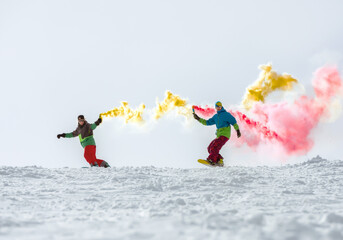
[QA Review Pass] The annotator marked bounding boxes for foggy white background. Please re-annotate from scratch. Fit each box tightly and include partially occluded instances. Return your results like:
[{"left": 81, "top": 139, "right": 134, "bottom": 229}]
[{"left": 1, "top": 0, "right": 342, "bottom": 168}]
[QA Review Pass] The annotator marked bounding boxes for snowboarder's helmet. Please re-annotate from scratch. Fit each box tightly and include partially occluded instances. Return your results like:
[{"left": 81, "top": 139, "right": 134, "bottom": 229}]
[
  {"left": 215, "top": 101, "right": 222, "bottom": 108},
  {"left": 78, "top": 115, "right": 85, "bottom": 120}
]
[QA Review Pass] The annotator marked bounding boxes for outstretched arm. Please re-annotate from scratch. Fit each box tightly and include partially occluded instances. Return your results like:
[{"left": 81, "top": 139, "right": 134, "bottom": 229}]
[
  {"left": 57, "top": 128, "right": 78, "bottom": 139},
  {"left": 91, "top": 115, "right": 103, "bottom": 130},
  {"left": 193, "top": 112, "right": 215, "bottom": 126},
  {"left": 204, "top": 116, "right": 216, "bottom": 126}
]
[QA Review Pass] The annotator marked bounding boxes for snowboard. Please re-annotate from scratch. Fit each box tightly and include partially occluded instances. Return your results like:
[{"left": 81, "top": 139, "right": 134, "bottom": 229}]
[{"left": 198, "top": 159, "right": 223, "bottom": 168}]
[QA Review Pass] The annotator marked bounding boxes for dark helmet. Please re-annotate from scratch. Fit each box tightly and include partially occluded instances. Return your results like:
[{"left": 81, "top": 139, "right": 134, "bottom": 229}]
[{"left": 78, "top": 115, "right": 85, "bottom": 120}]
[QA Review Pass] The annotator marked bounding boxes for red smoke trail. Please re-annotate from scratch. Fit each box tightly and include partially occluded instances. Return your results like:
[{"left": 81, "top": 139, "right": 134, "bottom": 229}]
[
  {"left": 231, "top": 110, "right": 282, "bottom": 145},
  {"left": 193, "top": 66, "right": 342, "bottom": 156},
  {"left": 192, "top": 105, "right": 216, "bottom": 118},
  {"left": 193, "top": 106, "right": 284, "bottom": 148}
]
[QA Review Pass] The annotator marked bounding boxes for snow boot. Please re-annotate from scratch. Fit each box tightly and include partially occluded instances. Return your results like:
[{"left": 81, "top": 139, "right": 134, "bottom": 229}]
[
  {"left": 206, "top": 159, "right": 216, "bottom": 166},
  {"left": 90, "top": 162, "right": 99, "bottom": 167},
  {"left": 100, "top": 161, "right": 111, "bottom": 168},
  {"left": 217, "top": 159, "right": 224, "bottom": 167}
]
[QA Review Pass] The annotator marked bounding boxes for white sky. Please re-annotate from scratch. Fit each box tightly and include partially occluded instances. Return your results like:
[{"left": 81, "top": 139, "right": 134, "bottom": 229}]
[{"left": 1, "top": 0, "right": 342, "bottom": 168}]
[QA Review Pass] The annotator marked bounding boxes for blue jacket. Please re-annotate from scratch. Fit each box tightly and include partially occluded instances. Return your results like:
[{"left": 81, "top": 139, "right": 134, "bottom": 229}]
[{"left": 199, "top": 108, "right": 239, "bottom": 138}]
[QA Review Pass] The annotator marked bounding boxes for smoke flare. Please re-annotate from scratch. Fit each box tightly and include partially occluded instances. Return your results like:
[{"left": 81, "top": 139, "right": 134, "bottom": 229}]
[{"left": 242, "top": 64, "right": 298, "bottom": 110}]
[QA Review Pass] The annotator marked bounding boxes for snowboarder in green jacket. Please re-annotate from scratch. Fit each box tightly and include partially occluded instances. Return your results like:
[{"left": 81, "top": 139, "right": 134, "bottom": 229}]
[
  {"left": 57, "top": 115, "right": 110, "bottom": 168},
  {"left": 193, "top": 101, "right": 241, "bottom": 167}
]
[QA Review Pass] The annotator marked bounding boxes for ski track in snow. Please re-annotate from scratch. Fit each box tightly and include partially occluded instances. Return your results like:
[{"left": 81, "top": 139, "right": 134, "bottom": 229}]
[{"left": 1, "top": 157, "right": 343, "bottom": 240}]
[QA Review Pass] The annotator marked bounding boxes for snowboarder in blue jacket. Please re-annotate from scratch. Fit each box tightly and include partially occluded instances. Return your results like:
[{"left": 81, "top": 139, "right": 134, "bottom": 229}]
[{"left": 193, "top": 101, "right": 241, "bottom": 166}]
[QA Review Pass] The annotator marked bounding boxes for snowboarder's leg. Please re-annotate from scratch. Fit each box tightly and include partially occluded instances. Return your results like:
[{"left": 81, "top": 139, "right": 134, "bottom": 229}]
[
  {"left": 206, "top": 139, "right": 217, "bottom": 165},
  {"left": 207, "top": 136, "right": 229, "bottom": 163},
  {"left": 84, "top": 145, "right": 95, "bottom": 165},
  {"left": 92, "top": 146, "right": 110, "bottom": 168},
  {"left": 84, "top": 145, "right": 106, "bottom": 167},
  {"left": 207, "top": 139, "right": 216, "bottom": 154},
  {"left": 91, "top": 146, "right": 106, "bottom": 167}
]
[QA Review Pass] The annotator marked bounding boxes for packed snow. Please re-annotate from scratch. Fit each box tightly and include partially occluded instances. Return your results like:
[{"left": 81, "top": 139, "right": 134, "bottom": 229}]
[{"left": 1, "top": 156, "right": 343, "bottom": 240}]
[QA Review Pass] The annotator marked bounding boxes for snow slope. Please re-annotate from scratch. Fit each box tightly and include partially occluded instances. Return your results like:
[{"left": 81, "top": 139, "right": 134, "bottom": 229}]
[{"left": 1, "top": 156, "right": 343, "bottom": 240}]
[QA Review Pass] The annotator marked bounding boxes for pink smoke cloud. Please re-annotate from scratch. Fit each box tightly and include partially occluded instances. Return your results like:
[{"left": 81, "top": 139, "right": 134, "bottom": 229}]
[
  {"left": 193, "top": 66, "right": 342, "bottom": 156},
  {"left": 313, "top": 66, "right": 342, "bottom": 100}
]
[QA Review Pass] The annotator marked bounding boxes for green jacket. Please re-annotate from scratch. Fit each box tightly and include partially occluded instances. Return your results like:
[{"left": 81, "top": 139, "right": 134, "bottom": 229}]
[
  {"left": 65, "top": 119, "right": 101, "bottom": 148},
  {"left": 198, "top": 108, "right": 239, "bottom": 139}
]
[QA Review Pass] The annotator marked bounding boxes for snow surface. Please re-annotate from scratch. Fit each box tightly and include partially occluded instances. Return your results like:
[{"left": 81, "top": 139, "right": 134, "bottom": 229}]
[{"left": 1, "top": 156, "right": 343, "bottom": 240}]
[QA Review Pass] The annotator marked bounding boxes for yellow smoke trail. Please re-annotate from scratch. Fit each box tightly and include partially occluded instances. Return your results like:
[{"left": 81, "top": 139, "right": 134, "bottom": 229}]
[
  {"left": 100, "top": 102, "right": 146, "bottom": 124},
  {"left": 154, "top": 91, "right": 192, "bottom": 119},
  {"left": 242, "top": 64, "right": 298, "bottom": 110}
]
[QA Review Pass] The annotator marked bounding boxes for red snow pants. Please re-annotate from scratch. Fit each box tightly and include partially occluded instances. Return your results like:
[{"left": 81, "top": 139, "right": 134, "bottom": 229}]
[
  {"left": 207, "top": 136, "right": 229, "bottom": 163},
  {"left": 84, "top": 145, "right": 104, "bottom": 167}
]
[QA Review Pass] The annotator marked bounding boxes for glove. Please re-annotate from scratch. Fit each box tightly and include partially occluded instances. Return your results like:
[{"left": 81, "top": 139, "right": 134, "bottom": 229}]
[
  {"left": 57, "top": 133, "right": 66, "bottom": 139},
  {"left": 193, "top": 113, "right": 200, "bottom": 121},
  {"left": 95, "top": 117, "right": 102, "bottom": 126},
  {"left": 236, "top": 129, "right": 241, "bottom": 138}
]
